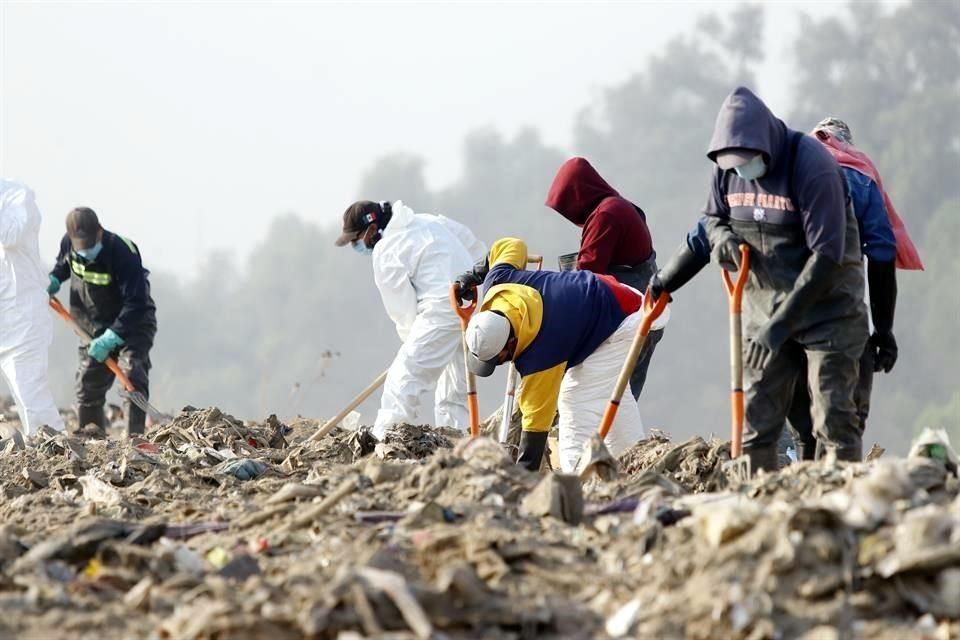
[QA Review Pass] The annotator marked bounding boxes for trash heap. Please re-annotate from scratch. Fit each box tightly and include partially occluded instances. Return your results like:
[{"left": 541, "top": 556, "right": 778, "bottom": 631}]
[{"left": 0, "top": 409, "right": 957, "bottom": 640}]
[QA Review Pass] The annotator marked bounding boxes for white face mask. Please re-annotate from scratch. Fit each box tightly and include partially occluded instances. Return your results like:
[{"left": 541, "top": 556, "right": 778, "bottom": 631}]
[{"left": 734, "top": 154, "right": 767, "bottom": 181}]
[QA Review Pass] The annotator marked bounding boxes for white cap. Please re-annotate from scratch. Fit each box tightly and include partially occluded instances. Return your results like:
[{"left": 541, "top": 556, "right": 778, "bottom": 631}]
[{"left": 465, "top": 311, "right": 511, "bottom": 377}]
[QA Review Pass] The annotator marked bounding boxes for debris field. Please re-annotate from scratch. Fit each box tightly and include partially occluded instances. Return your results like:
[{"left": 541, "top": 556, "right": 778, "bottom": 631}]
[{"left": 0, "top": 407, "right": 958, "bottom": 640}]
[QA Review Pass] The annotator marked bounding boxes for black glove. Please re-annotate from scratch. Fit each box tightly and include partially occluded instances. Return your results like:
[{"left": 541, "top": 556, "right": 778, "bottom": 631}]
[
  {"left": 870, "top": 331, "right": 898, "bottom": 373},
  {"left": 454, "top": 273, "right": 482, "bottom": 302},
  {"left": 702, "top": 216, "right": 745, "bottom": 271},
  {"left": 866, "top": 259, "right": 897, "bottom": 373},
  {"left": 745, "top": 325, "right": 783, "bottom": 370},
  {"left": 650, "top": 241, "right": 710, "bottom": 301},
  {"left": 745, "top": 251, "right": 838, "bottom": 370},
  {"left": 454, "top": 256, "right": 490, "bottom": 303},
  {"left": 517, "top": 430, "right": 548, "bottom": 472}
]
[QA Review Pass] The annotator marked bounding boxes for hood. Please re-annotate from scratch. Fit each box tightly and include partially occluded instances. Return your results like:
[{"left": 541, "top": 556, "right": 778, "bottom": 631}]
[
  {"left": 385, "top": 200, "right": 414, "bottom": 230},
  {"left": 707, "top": 86, "right": 787, "bottom": 166},
  {"left": 545, "top": 157, "right": 620, "bottom": 225}
]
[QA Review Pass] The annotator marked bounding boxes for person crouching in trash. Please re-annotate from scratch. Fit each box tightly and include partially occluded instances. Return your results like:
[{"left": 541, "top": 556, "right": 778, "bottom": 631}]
[{"left": 454, "top": 237, "right": 669, "bottom": 472}]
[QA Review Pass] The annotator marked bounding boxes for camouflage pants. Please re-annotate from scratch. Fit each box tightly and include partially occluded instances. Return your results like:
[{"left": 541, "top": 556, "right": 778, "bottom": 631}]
[{"left": 743, "top": 335, "right": 864, "bottom": 468}]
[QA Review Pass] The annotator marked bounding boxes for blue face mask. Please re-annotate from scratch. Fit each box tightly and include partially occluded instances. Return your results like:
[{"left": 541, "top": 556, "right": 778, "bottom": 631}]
[
  {"left": 75, "top": 242, "right": 103, "bottom": 261},
  {"left": 352, "top": 241, "right": 373, "bottom": 256},
  {"left": 734, "top": 154, "right": 767, "bottom": 181}
]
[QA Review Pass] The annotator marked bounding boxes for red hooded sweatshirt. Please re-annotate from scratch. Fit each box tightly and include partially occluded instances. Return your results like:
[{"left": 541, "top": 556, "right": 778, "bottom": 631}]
[{"left": 545, "top": 157, "right": 653, "bottom": 273}]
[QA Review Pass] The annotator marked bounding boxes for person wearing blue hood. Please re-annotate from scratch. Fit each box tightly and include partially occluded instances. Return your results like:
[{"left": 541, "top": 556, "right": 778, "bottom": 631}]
[{"left": 649, "top": 87, "right": 868, "bottom": 471}]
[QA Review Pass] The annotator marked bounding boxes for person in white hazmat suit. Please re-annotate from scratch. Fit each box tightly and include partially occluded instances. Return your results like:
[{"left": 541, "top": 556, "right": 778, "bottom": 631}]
[
  {"left": 0, "top": 179, "right": 65, "bottom": 435},
  {"left": 335, "top": 200, "right": 486, "bottom": 439}
]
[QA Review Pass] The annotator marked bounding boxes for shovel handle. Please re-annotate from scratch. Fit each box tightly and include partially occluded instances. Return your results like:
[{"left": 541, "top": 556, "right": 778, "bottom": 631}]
[
  {"left": 448, "top": 283, "right": 481, "bottom": 437},
  {"left": 721, "top": 245, "right": 751, "bottom": 311},
  {"left": 720, "top": 245, "right": 750, "bottom": 458},
  {"left": 597, "top": 289, "right": 668, "bottom": 439},
  {"left": 449, "top": 282, "right": 477, "bottom": 327},
  {"left": 527, "top": 255, "right": 544, "bottom": 269},
  {"left": 49, "top": 297, "right": 137, "bottom": 392}
]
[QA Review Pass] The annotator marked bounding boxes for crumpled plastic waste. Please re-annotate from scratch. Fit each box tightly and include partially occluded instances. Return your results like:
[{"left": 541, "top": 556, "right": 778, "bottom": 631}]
[{"left": 219, "top": 458, "right": 267, "bottom": 480}]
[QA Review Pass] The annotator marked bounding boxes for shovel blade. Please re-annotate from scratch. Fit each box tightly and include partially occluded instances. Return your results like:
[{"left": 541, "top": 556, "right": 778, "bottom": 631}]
[
  {"left": 722, "top": 454, "right": 752, "bottom": 485},
  {"left": 576, "top": 434, "right": 619, "bottom": 481}
]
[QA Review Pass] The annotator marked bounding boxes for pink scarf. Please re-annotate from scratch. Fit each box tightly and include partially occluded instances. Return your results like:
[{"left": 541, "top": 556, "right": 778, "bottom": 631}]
[{"left": 814, "top": 131, "right": 923, "bottom": 270}]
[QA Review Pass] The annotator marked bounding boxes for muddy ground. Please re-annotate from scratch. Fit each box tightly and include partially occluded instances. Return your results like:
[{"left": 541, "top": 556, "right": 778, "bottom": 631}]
[{"left": 0, "top": 407, "right": 957, "bottom": 640}]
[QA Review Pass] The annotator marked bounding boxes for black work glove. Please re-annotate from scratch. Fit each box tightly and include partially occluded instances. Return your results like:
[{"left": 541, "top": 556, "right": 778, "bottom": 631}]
[
  {"left": 745, "top": 322, "right": 787, "bottom": 370},
  {"left": 454, "top": 273, "right": 482, "bottom": 302},
  {"left": 650, "top": 241, "right": 711, "bottom": 302},
  {"left": 866, "top": 259, "right": 897, "bottom": 373},
  {"left": 744, "top": 251, "right": 838, "bottom": 370},
  {"left": 453, "top": 256, "right": 490, "bottom": 303},
  {"left": 648, "top": 274, "right": 670, "bottom": 303},
  {"left": 870, "top": 331, "right": 898, "bottom": 373},
  {"left": 702, "top": 216, "right": 745, "bottom": 271},
  {"left": 712, "top": 236, "right": 744, "bottom": 272}
]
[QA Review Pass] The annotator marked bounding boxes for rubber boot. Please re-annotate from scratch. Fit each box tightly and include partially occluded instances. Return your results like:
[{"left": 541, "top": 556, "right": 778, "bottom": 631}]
[
  {"left": 77, "top": 405, "right": 106, "bottom": 430},
  {"left": 517, "top": 431, "right": 548, "bottom": 472},
  {"left": 834, "top": 444, "right": 863, "bottom": 463},
  {"left": 795, "top": 439, "right": 817, "bottom": 462},
  {"left": 127, "top": 403, "right": 147, "bottom": 436},
  {"left": 745, "top": 446, "right": 779, "bottom": 474}
]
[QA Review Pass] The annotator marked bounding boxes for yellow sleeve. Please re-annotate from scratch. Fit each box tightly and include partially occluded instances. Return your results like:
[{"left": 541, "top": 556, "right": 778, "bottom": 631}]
[
  {"left": 489, "top": 237, "right": 528, "bottom": 269},
  {"left": 518, "top": 362, "right": 566, "bottom": 433}
]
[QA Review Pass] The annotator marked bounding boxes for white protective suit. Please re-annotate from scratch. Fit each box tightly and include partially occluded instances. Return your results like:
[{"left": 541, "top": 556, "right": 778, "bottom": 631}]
[
  {"left": 0, "top": 179, "right": 65, "bottom": 435},
  {"left": 371, "top": 201, "right": 486, "bottom": 439},
  {"left": 556, "top": 300, "right": 670, "bottom": 472}
]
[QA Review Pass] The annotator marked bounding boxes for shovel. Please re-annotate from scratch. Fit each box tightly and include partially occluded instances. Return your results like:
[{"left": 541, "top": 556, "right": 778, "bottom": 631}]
[
  {"left": 49, "top": 297, "right": 166, "bottom": 425},
  {"left": 449, "top": 282, "right": 480, "bottom": 437},
  {"left": 308, "top": 369, "right": 389, "bottom": 443},
  {"left": 577, "top": 288, "right": 669, "bottom": 480},
  {"left": 720, "top": 244, "right": 751, "bottom": 482},
  {"left": 498, "top": 254, "right": 544, "bottom": 444}
]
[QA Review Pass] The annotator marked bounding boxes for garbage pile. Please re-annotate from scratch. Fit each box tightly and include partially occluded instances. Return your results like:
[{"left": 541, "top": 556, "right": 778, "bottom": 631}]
[{"left": 0, "top": 410, "right": 957, "bottom": 640}]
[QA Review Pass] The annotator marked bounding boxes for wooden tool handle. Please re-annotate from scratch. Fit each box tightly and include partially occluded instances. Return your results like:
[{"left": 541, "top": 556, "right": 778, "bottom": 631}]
[
  {"left": 309, "top": 370, "right": 389, "bottom": 442},
  {"left": 597, "top": 290, "right": 668, "bottom": 439}
]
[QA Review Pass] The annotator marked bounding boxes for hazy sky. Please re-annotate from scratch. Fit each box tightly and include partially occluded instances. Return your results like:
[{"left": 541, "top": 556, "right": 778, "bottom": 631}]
[{"left": 2, "top": 0, "right": 852, "bottom": 276}]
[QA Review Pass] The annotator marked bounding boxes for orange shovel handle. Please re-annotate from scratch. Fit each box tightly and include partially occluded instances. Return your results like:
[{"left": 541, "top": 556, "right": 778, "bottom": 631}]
[
  {"left": 49, "top": 297, "right": 136, "bottom": 393},
  {"left": 449, "top": 282, "right": 477, "bottom": 328},
  {"left": 720, "top": 245, "right": 750, "bottom": 458},
  {"left": 596, "top": 289, "right": 669, "bottom": 440},
  {"left": 449, "top": 282, "right": 480, "bottom": 436}
]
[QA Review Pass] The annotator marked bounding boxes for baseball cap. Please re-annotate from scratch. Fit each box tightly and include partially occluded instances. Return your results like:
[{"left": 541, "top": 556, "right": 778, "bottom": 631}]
[
  {"left": 714, "top": 148, "right": 760, "bottom": 171},
  {"left": 334, "top": 200, "right": 381, "bottom": 247},
  {"left": 65, "top": 207, "right": 101, "bottom": 249},
  {"left": 813, "top": 117, "right": 853, "bottom": 144},
  {"left": 465, "top": 311, "right": 512, "bottom": 377}
]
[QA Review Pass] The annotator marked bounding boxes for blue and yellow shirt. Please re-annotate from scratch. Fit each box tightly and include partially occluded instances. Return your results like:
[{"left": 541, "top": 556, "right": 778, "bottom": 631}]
[{"left": 479, "top": 238, "right": 640, "bottom": 433}]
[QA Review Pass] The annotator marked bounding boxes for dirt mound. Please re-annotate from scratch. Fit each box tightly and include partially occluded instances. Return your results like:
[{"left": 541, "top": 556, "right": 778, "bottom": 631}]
[{"left": 0, "top": 412, "right": 957, "bottom": 639}]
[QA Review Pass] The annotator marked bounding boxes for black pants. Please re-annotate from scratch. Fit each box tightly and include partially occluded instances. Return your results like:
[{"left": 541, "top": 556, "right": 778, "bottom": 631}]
[
  {"left": 76, "top": 334, "right": 153, "bottom": 435},
  {"left": 786, "top": 343, "right": 874, "bottom": 461}
]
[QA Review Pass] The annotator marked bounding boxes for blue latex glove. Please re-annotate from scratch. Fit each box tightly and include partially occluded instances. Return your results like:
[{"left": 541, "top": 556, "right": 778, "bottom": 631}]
[
  {"left": 47, "top": 275, "right": 61, "bottom": 296},
  {"left": 87, "top": 329, "right": 125, "bottom": 363},
  {"left": 221, "top": 458, "right": 267, "bottom": 480}
]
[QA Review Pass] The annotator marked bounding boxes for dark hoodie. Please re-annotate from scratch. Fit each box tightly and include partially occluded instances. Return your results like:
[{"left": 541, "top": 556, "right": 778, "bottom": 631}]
[
  {"left": 702, "top": 86, "right": 849, "bottom": 264},
  {"left": 545, "top": 157, "right": 653, "bottom": 273}
]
